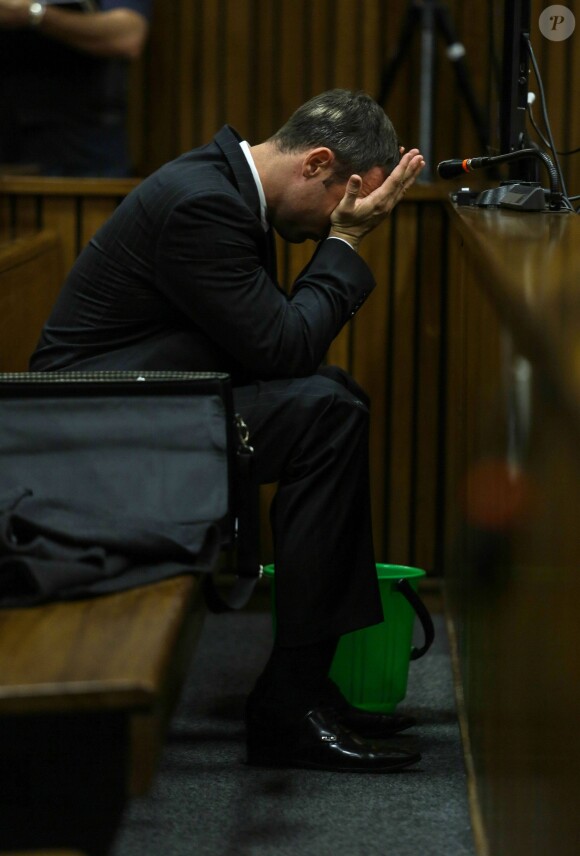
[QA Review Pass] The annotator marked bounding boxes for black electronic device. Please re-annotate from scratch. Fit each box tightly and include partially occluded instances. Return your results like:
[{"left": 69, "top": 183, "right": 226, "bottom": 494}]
[{"left": 495, "top": 0, "right": 537, "bottom": 182}]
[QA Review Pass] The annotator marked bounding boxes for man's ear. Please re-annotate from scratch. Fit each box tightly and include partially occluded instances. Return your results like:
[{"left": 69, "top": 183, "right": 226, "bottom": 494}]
[{"left": 302, "top": 147, "right": 335, "bottom": 178}]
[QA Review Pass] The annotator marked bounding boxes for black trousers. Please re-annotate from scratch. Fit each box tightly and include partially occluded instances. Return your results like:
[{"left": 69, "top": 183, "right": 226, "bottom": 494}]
[{"left": 233, "top": 366, "right": 383, "bottom": 648}]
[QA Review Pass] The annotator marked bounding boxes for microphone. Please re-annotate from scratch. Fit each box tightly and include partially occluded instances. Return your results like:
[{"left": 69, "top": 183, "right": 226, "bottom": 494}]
[
  {"left": 437, "top": 148, "right": 564, "bottom": 210},
  {"left": 437, "top": 156, "right": 491, "bottom": 179}
]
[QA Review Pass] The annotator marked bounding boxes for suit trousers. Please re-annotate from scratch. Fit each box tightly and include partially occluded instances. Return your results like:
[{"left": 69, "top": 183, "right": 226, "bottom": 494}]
[{"left": 233, "top": 366, "right": 383, "bottom": 648}]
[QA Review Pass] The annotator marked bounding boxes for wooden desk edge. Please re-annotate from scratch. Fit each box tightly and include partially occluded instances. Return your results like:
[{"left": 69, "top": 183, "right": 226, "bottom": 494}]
[{"left": 446, "top": 202, "right": 580, "bottom": 428}]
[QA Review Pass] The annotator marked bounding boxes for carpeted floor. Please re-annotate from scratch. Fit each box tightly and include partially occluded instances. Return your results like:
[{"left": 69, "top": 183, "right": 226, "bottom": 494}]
[{"left": 111, "top": 605, "right": 476, "bottom": 856}]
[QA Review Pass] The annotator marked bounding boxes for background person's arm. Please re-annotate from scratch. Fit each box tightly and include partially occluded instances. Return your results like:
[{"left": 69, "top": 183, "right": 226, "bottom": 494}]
[{"left": 0, "top": 1, "right": 149, "bottom": 59}]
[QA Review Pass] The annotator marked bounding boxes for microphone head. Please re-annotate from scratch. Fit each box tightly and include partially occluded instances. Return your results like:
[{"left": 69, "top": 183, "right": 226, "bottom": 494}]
[{"left": 437, "top": 159, "right": 468, "bottom": 180}]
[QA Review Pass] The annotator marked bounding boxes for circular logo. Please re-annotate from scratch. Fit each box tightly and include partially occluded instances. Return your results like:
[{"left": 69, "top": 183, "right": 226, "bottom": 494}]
[{"left": 539, "top": 5, "right": 576, "bottom": 41}]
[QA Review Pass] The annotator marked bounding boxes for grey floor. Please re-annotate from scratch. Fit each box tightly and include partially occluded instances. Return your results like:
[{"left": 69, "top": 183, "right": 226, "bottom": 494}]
[{"left": 111, "top": 604, "right": 476, "bottom": 856}]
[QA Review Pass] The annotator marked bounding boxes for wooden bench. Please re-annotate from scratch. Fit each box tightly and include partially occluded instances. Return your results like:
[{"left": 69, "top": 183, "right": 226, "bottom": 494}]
[{"left": 0, "top": 233, "right": 209, "bottom": 856}]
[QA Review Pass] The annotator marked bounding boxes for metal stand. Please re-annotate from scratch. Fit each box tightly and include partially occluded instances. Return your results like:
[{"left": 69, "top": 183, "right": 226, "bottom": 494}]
[{"left": 377, "top": 0, "right": 488, "bottom": 182}]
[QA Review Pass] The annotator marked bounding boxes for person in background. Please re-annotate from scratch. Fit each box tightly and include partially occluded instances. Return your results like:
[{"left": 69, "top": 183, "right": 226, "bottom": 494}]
[{"left": 0, "top": 0, "right": 151, "bottom": 176}]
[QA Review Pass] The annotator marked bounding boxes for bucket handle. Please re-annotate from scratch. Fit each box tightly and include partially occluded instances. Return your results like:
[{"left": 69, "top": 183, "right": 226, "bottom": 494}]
[{"left": 394, "top": 578, "right": 435, "bottom": 660}]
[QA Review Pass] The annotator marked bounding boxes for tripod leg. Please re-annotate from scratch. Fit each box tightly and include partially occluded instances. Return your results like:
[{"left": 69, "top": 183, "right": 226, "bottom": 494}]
[
  {"left": 435, "top": 3, "right": 490, "bottom": 152},
  {"left": 376, "top": 5, "right": 421, "bottom": 106}
]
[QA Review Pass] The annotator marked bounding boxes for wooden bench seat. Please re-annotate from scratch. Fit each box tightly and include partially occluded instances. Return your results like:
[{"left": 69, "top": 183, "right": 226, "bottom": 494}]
[
  {"left": 0, "top": 232, "right": 210, "bottom": 855},
  {"left": 0, "top": 575, "right": 206, "bottom": 856}
]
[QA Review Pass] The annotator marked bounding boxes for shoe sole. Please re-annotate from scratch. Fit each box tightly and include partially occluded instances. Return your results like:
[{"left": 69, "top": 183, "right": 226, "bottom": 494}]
[{"left": 246, "top": 752, "right": 421, "bottom": 773}]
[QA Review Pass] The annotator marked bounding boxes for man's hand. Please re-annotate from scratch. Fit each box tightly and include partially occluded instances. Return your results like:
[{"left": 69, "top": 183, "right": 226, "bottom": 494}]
[
  {"left": 0, "top": 0, "right": 29, "bottom": 28},
  {"left": 329, "top": 148, "right": 426, "bottom": 250}
]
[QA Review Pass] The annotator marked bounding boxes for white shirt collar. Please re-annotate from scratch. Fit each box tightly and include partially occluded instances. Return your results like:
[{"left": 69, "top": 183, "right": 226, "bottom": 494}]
[{"left": 239, "top": 140, "right": 269, "bottom": 232}]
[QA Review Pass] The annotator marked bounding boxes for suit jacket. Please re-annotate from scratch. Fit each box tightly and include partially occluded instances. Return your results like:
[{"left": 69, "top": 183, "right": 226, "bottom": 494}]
[{"left": 30, "top": 125, "right": 376, "bottom": 383}]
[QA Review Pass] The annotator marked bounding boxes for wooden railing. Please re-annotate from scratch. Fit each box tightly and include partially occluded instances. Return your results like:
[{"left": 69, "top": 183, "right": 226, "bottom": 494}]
[
  {"left": 444, "top": 204, "right": 580, "bottom": 856},
  {"left": 0, "top": 176, "right": 140, "bottom": 271}
]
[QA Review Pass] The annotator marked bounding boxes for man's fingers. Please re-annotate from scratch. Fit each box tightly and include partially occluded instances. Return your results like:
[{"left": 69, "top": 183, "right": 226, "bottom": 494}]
[
  {"left": 345, "top": 175, "right": 363, "bottom": 197},
  {"left": 397, "top": 151, "right": 421, "bottom": 176},
  {"left": 392, "top": 152, "right": 425, "bottom": 191},
  {"left": 336, "top": 175, "right": 363, "bottom": 214}
]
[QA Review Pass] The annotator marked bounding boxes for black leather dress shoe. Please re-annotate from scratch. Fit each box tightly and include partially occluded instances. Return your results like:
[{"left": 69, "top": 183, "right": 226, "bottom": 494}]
[
  {"left": 246, "top": 707, "right": 421, "bottom": 772},
  {"left": 337, "top": 706, "right": 416, "bottom": 738},
  {"left": 321, "top": 679, "right": 417, "bottom": 738}
]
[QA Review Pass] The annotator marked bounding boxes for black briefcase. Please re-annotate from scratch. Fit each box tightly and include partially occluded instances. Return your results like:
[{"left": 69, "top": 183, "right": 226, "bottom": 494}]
[{"left": 0, "top": 371, "right": 260, "bottom": 609}]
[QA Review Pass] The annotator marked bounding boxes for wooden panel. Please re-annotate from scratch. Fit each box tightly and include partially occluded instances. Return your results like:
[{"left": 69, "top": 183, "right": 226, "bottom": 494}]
[
  {"left": 445, "top": 204, "right": 580, "bottom": 856},
  {"left": 0, "top": 232, "right": 64, "bottom": 371},
  {"left": 443, "top": 228, "right": 466, "bottom": 560},
  {"left": 40, "top": 196, "right": 78, "bottom": 272},
  {"left": 413, "top": 203, "right": 446, "bottom": 571},
  {"left": 448, "top": 207, "right": 580, "bottom": 413},
  {"left": 0, "top": 178, "right": 139, "bottom": 265},
  {"left": 132, "top": 1, "right": 453, "bottom": 169},
  {"left": 13, "top": 195, "right": 39, "bottom": 236},
  {"left": 0, "top": 178, "right": 138, "bottom": 197},
  {"left": 196, "top": 0, "right": 223, "bottom": 141},
  {"left": 386, "top": 204, "right": 419, "bottom": 563},
  {"left": 136, "top": 0, "right": 578, "bottom": 190},
  {"left": 0, "top": 851, "right": 85, "bottom": 855},
  {"left": 352, "top": 219, "right": 394, "bottom": 561},
  {"left": 80, "top": 197, "right": 121, "bottom": 248},
  {"left": 0, "top": 851, "right": 86, "bottom": 855}
]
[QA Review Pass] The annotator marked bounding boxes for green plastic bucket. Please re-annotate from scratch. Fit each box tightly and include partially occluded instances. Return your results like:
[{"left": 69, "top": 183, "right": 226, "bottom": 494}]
[{"left": 262, "top": 563, "right": 435, "bottom": 713}]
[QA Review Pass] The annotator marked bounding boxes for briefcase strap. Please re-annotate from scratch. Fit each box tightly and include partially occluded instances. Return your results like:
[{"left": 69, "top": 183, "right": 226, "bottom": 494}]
[{"left": 203, "top": 414, "right": 263, "bottom": 613}]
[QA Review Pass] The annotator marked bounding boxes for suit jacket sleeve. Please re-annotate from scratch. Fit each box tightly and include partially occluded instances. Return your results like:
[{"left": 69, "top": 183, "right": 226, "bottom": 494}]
[{"left": 155, "top": 188, "right": 375, "bottom": 379}]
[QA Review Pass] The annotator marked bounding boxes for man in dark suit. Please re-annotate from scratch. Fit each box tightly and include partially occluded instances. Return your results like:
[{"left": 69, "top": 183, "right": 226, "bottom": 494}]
[{"left": 31, "top": 89, "right": 425, "bottom": 772}]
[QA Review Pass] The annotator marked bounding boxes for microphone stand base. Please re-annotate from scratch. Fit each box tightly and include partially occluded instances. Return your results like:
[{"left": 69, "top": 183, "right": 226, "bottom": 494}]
[{"left": 451, "top": 181, "right": 565, "bottom": 212}]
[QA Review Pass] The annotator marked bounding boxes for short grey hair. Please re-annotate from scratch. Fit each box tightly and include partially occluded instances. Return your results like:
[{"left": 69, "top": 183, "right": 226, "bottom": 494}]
[{"left": 270, "top": 89, "right": 400, "bottom": 182}]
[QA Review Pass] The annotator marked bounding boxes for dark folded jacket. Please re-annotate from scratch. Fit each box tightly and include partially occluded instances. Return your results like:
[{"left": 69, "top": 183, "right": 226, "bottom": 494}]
[{"left": 0, "top": 486, "right": 219, "bottom": 607}]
